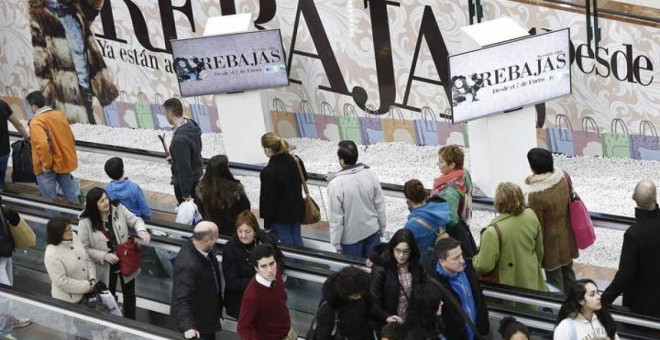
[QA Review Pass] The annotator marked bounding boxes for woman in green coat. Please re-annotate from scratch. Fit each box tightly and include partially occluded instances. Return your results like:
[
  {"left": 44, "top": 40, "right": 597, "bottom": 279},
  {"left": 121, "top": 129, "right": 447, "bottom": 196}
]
[{"left": 473, "top": 182, "right": 546, "bottom": 292}]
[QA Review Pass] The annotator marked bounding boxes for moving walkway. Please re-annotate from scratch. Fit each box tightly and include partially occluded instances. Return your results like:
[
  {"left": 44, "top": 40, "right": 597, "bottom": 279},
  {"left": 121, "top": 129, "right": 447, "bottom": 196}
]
[{"left": 3, "top": 190, "right": 660, "bottom": 339}]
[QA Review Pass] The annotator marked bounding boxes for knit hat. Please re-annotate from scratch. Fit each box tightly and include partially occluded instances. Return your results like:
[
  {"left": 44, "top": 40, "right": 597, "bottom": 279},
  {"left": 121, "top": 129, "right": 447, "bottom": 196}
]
[
  {"left": 104, "top": 157, "right": 124, "bottom": 180},
  {"left": 527, "top": 148, "right": 554, "bottom": 174}
]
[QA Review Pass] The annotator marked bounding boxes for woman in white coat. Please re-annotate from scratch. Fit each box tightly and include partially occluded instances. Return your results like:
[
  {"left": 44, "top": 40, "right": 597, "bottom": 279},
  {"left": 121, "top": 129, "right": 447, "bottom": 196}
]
[
  {"left": 44, "top": 217, "right": 96, "bottom": 303},
  {"left": 44, "top": 217, "right": 98, "bottom": 339},
  {"left": 78, "top": 187, "right": 150, "bottom": 320}
]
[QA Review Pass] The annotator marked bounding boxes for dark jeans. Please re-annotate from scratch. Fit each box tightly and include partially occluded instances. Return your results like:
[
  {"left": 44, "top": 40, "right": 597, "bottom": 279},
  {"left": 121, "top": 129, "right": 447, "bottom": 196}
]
[
  {"left": 341, "top": 232, "right": 381, "bottom": 258},
  {"left": 0, "top": 154, "right": 8, "bottom": 189},
  {"left": 545, "top": 261, "right": 576, "bottom": 293},
  {"left": 272, "top": 222, "right": 304, "bottom": 248},
  {"left": 109, "top": 271, "right": 136, "bottom": 320}
]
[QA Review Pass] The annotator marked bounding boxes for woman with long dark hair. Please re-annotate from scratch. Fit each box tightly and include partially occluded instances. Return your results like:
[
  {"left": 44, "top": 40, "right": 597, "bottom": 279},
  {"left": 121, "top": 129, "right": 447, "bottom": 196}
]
[
  {"left": 78, "top": 187, "right": 151, "bottom": 320},
  {"left": 554, "top": 279, "right": 619, "bottom": 339},
  {"left": 370, "top": 229, "right": 427, "bottom": 334},
  {"left": 196, "top": 155, "right": 251, "bottom": 236},
  {"left": 259, "top": 132, "right": 307, "bottom": 247}
]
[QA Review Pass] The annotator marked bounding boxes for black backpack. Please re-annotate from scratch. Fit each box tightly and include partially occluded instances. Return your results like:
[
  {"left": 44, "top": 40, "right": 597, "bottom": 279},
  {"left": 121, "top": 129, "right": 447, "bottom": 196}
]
[
  {"left": 11, "top": 140, "right": 36, "bottom": 183},
  {"left": 306, "top": 301, "right": 342, "bottom": 340}
]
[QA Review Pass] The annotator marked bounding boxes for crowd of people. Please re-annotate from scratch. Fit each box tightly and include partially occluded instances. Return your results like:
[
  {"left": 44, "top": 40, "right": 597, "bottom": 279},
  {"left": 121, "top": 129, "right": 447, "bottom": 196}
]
[{"left": 0, "top": 93, "right": 659, "bottom": 340}]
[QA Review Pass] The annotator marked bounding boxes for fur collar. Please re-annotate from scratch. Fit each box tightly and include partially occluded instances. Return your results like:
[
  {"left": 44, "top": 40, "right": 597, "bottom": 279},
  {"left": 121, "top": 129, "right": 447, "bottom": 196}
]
[{"left": 526, "top": 168, "right": 564, "bottom": 194}]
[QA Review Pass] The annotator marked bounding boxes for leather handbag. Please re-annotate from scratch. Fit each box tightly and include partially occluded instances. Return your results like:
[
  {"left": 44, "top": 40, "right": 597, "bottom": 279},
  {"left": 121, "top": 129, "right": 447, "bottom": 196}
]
[
  {"left": 114, "top": 232, "right": 143, "bottom": 277},
  {"left": 564, "top": 172, "right": 596, "bottom": 249},
  {"left": 9, "top": 218, "right": 36, "bottom": 250},
  {"left": 479, "top": 223, "right": 503, "bottom": 284},
  {"left": 294, "top": 156, "right": 321, "bottom": 225}
]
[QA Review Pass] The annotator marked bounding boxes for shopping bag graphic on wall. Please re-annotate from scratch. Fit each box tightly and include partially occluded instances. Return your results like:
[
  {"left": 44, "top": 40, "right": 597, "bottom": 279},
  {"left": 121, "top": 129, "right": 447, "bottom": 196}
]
[
  {"left": 630, "top": 120, "right": 660, "bottom": 161},
  {"left": 338, "top": 103, "right": 363, "bottom": 144},
  {"left": 3, "top": 86, "right": 27, "bottom": 120},
  {"left": 546, "top": 114, "right": 574, "bottom": 156},
  {"left": 316, "top": 102, "right": 340, "bottom": 141},
  {"left": 191, "top": 97, "right": 214, "bottom": 133},
  {"left": 572, "top": 116, "right": 602, "bottom": 157},
  {"left": 601, "top": 118, "right": 631, "bottom": 159},
  {"left": 359, "top": 104, "right": 384, "bottom": 145},
  {"left": 115, "top": 91, "right": 137, "bottom": 128},
  {"left": 270, "top": 98, "right": 299, "bottom": 138},
  {"left": 151, "top": 93, "right": 170, "bottom": 130},
  {"left": 134, "top": 92, "right": 156, "bottom": 129},
  {"left": 295, "top": 100, "right": 317, "bottom": 138},
  {"left": 415, "top": 106, "right": 440, "bottom": 146},
  {"left": 383, "top": 106, "right": 416, "bottom": 144},
  {"left": 438, "top": 109, "right": 467, "bottom": 146}
]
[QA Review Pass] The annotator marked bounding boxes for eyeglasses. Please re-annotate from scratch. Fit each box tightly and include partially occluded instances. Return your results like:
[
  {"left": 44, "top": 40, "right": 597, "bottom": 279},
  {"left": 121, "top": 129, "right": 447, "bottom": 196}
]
[{"left": 393, "top": 248, "right": 411, "bottom": 255}]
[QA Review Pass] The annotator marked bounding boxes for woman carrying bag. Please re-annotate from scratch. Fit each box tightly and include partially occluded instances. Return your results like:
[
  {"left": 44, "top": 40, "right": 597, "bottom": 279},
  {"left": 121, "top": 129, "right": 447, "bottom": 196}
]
[{"left": 78, "top": 187, "right": 151, "bottom": 320}]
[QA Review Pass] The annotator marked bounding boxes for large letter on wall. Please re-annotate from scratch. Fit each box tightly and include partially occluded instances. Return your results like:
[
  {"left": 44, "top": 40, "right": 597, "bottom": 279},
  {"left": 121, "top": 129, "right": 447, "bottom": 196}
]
[
  {"left": 287, "top": 0, "right": 350, "bottom": 95},
  {"left": 403, "top": 6, "right": 451, "bottom": 107}
]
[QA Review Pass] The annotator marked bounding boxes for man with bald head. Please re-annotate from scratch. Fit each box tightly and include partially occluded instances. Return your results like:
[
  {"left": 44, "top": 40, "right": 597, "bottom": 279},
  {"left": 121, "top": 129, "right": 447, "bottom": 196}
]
[
  {"left": 172, "top": 221, "right": 223, "bottom": 339},
  {"left": 602, "top": 180, "right": 660, "bottom": 317}
]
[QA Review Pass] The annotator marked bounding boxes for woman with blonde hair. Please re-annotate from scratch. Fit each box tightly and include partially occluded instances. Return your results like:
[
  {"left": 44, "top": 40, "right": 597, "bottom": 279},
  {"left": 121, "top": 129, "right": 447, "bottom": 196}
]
[
  {"left": 473, "top": 182, "right": 546, "bottom": 291},
  {"left": 259, "top": 132, "right": 307, "bottom": 247}
]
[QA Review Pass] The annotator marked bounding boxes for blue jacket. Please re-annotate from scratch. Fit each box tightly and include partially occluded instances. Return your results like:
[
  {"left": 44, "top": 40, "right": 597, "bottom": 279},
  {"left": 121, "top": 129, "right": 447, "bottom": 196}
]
[
  {"left": 404, "top": 202, "right": 450, "bottom": 253},
  {"left": 105, "top": 178, "right": 151, "bottom": 220}
]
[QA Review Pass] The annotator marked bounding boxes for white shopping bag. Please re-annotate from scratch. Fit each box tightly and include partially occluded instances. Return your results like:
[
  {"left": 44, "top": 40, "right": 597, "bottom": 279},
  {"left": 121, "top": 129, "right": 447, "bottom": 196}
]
[
  {"left": 98, "top": 290, "right": 122, "bottom": 317},
  {"left": 176, "top": 200, "right": 202, "bottom": 226}
]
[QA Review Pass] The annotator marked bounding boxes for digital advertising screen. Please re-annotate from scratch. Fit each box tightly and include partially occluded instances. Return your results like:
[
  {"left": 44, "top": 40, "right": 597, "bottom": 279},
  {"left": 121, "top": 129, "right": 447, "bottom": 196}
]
[{"left": 448, "top": 28, "right": 572, "bottom": 123}]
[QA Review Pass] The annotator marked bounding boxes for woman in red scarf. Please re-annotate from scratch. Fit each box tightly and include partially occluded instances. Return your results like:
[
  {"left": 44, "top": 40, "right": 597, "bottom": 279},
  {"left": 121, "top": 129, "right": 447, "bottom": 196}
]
[{"left": 430, "top": 145, "right": 473, "bottom": 228}]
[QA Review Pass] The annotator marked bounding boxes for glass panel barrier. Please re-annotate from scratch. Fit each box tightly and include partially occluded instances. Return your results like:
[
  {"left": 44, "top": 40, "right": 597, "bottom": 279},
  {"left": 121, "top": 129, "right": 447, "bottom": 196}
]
[{"left": 0, "top": 287, "right": 179, "bottom": 339}]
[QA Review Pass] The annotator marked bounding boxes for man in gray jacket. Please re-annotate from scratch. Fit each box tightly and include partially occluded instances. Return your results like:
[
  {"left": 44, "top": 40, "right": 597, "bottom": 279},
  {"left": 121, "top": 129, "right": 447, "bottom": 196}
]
[{"left": 326, "top": 140, "right": 386, "bottom": 257}]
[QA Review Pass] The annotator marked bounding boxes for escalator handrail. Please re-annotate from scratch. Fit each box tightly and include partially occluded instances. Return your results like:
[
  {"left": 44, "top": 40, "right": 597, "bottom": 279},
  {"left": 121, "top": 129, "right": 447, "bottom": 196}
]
[
  {"left": 7, "top": 132, "right": 638, "bottom": 231},
  {"left": 0, "top": 190, "right": 367, "bottom": 268}
]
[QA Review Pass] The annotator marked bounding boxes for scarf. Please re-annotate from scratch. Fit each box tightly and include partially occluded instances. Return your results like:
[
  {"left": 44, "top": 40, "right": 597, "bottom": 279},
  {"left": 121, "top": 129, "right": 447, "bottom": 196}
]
[
  {"left": 431, "top": 169, "right": 473, "bottom": 226},
  {"left": 436, "top": 262, "right": 477, "bottom": 340}
]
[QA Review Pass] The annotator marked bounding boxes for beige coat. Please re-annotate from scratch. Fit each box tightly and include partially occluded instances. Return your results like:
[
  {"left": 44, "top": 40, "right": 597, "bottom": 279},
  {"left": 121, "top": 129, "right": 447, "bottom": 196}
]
[
  {"left": 78, "top": 203, "right": 147, "bottom": 285},
  {"left": 525, "top": 168, "right": 578, "bottom": 270},
  {"left": 44, "top": 236, "right": 96, "bottom": 303}
]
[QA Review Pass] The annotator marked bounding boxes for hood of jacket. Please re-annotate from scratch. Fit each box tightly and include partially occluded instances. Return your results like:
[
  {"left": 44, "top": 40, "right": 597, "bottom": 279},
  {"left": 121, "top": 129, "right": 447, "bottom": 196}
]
[
  {"left": 321, "top": 272, "right": 344, "bottom": 308},
  {"left": 408, "top": 202, "right": 451, "bottom": 227},
  {"left": 326, "top": 163, "right": 369, "bottom": 182},
  {"left": 525, "top": 168, "right": 564, "bottom": 193},
  {"left": 175, "top": 119, "right": 202, "bottom": 139}
]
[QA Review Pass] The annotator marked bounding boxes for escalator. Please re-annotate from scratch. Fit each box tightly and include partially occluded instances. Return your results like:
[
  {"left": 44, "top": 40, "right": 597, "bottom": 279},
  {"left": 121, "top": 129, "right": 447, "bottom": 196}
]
[{"left": 3, "top": 191, "right": 660, "bottom": 339}]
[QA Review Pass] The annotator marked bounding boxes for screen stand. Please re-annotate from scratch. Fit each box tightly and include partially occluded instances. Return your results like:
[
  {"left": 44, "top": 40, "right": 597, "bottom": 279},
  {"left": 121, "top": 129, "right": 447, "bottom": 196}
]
[
  {"left": 460, "top": 18, "right": 538, "bottom": 197},
  {"left": 204, "top": 14, "right": 269, "bottom": 165}
]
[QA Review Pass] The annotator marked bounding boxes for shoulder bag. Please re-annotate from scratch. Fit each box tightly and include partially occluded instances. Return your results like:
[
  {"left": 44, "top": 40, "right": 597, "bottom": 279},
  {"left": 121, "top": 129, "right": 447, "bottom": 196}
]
[
  {"left": 563, "top": 171, "right": 596, "bottom": 249},
  {"left": 9, "top": 218, "right": 37, "bottom": 250},
  {"left": 111, "top": 212, "right": 143, "bottom": 277},
  {"left": 306, "top": 300, "right": 342, "bottom": 340},
  {"left": 478, "top": 223, "right": 503, "bottom": 284},
  {"left": 294, "top": 155, "right": 321, "bottom": 225}
]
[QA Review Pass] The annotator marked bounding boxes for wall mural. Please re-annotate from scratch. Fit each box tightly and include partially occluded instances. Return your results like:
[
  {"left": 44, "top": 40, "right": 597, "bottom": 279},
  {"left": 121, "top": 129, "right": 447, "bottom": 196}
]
[{"left": 0, "top": 0, "right": 657, "bottom": 159}]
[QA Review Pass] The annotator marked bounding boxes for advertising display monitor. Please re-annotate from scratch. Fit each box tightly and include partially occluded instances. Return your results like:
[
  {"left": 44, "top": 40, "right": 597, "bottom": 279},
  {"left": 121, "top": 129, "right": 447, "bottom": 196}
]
[
  {"left": 448, "top": 28, "right": 571, "bottom": 123},
  {"left": 171, "top": 29, "right": 289, "bottom": 97}
]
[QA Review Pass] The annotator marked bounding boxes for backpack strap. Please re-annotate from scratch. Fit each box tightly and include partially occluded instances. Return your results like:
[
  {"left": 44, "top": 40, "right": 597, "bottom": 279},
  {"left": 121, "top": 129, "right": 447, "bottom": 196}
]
[{"left": 413, "top": 217, "right": 441, "bottom": 236}]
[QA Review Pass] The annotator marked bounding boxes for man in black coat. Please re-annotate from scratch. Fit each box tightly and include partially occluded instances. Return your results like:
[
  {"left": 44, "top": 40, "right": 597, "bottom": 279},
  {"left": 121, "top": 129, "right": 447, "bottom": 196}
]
[
  {"left": 172, "top": 221, "right": 223, "bottom": 340},
  {"left": 602, "top": 180, "right": 660, "bottom": 318},
  {"left": 423, "top": 237, "right": 490, "bottom": 340},
  {"left": 162, "top": 98, "right": 203, "bottom": 204}
]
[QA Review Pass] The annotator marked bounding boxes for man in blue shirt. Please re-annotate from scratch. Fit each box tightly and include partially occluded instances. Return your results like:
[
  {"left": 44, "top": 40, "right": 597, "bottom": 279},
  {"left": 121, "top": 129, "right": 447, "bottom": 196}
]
[
  {"left": 423, "top": 237, "right": 490, "bottom": 339},
  {"left": 104, "top": 157, "right": 151, "bottom": 220}
]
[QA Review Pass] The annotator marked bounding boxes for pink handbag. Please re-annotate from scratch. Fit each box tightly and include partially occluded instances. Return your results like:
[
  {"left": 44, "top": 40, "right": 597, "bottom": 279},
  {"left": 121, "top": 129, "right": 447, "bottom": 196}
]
[{"left": 564, "top": 172, "right": 596, "bottom": 249}]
